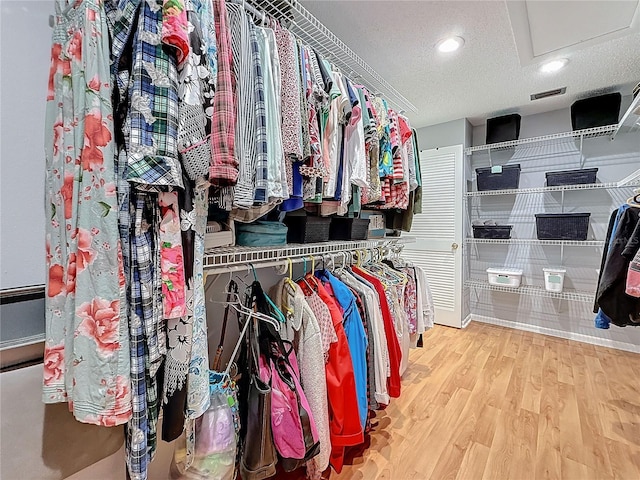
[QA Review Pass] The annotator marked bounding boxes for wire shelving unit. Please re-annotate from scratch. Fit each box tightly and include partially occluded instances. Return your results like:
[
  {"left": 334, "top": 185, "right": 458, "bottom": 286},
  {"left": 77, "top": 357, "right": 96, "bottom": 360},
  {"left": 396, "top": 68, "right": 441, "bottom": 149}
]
[
  {"left": 464, "top": 124, "right": 618, "bottom": 155},
  {"left": 203, "top": 236, "right": 416, "bottom": 271},
  {"left": 465, "top": 238, "right": 604, "bottom": 247},
  {"left": 611, "top": 94, "right": 640, "bottom": 140},
  {"left": 465, "top": 280, "right": 594, "bottom": 303}
]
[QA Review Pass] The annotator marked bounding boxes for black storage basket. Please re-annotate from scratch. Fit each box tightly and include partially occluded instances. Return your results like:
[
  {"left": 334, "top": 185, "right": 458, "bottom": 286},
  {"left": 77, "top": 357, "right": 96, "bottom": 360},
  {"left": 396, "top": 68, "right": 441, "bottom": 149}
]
[
  {"left": 283, "top": 215, "right": 331, "bottom": 243},
  {"left": 545, "top": 168, "right": 598, "bottom": 187},
  {"left": 472, "top": 225, "right": 513, "bottom": 239},
  {"left": 476, "top": 164, "right": 521, "bottom": 191},
  {"left": 571, "top": 93, "right": 621, "bottom": 130},
  {"left": 486, "top": 114, "right": 521, "bottom": 144},
  {"left": 329, "top": 217, "right": 370, "bottom": 241},
  {"left": 535, "top": 213, "right": 591, "bottom": 241}
]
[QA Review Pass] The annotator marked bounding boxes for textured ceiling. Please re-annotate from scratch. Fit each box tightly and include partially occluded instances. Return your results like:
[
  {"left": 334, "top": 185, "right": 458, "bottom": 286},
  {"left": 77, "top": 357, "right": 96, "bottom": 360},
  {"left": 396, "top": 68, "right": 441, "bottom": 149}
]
[{"left": 300, "top": 0, "right": 640, "bottom": 128}]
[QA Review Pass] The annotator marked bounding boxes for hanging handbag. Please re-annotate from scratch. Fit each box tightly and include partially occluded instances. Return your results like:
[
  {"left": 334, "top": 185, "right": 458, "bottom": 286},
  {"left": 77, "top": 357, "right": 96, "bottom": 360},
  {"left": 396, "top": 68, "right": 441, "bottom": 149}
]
[
  {"left": 260, "top": 339, "right": 320, "bottom": 472},
  {"left": 170, "top": 282, "right": 243, "bottom": 480},
  {"left": 239, "top": 316, "right": 278, "bottom": 480},
  {"left": 250, "top": 281, "right": 320, "bottom": 472}
]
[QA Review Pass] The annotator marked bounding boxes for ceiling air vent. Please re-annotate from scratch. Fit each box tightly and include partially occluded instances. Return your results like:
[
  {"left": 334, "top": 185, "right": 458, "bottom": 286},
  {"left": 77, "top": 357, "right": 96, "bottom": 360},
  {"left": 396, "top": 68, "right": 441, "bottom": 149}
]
[{"left": 530, "top": 87, "right": 567, "bottom": 101}]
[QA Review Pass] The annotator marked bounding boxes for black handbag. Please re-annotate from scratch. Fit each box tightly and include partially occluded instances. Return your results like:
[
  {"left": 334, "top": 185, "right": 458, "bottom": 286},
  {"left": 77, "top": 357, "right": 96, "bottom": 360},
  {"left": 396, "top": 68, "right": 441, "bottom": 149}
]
[{"left": 238, "top": 288, "right": 278, "bottom": 480}]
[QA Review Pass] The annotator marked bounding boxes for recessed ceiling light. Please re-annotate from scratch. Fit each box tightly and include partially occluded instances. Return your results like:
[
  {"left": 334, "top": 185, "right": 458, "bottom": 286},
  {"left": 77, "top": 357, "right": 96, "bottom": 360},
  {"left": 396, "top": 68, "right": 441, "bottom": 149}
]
[
  {"left": 436, "top": 36, "right": 464, "bottom": 53},
  {"left": 539, "top": 59, "right": 568, "bottom": 73}
]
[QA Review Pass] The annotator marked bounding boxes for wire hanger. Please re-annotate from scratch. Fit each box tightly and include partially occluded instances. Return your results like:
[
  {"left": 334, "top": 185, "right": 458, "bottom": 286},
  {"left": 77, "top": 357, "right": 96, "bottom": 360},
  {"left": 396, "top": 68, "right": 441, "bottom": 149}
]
[{"left": 216, "top": 292, "right": 280, "bottom": 331}]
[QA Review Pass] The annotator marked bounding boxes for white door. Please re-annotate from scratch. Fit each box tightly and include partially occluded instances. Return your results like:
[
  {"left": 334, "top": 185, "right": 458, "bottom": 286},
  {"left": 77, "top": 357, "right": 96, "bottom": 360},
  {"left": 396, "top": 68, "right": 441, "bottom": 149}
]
[{"left": 403, "top": 145, "right": 464, "bottom": 328}]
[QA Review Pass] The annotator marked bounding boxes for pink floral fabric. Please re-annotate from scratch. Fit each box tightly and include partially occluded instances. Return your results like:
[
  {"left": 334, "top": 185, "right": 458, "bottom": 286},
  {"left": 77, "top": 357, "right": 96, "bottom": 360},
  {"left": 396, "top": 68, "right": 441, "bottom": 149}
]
[
  {"left": 43, "top": 0, "right": 131, "bottom": 426},
  {"left": 159, "top": 191, "right": 187, "bottom": 318},
  {"left": 162, "top": 0, "right": 190, "bottom": 67},
  {"left": 402, "top": 269, "right": 417, "bottom": 335}
]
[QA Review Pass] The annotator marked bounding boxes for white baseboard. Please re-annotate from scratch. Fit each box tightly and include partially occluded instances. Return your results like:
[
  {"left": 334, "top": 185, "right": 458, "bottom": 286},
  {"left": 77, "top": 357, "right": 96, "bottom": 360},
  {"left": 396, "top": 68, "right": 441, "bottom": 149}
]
[
  {"left": 462, "top": 313, "right": 472, "bottom": 329},
  {"left": 471, "top": 314, "right": 640, "bottom": 354}
]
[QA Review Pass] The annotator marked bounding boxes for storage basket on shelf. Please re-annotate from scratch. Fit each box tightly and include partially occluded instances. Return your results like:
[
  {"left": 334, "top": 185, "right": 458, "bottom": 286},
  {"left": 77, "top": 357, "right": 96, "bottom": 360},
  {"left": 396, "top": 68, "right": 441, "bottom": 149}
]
[
  {"left": 543, "top": 267, "right": 566, "bottom": 293},
  {"left": 571, "top": 92, "right": 621, "bottom": 130},
  {"left": 204, "top": 220, "right": 235, "bottom": 249},
  {"left": 486, "top": 114, "right": 521, "bottom": 144},
  {"left": 475, "top": 164, "right": 521, "bottom": 191},
  {"left": 472, "top": 225, "right": 513, "bottom": 239},
  {"left": 283, "top": 215, "right": 331, "bottom": 243},
  {"left": 545, "top": 168, "right": 598, "bottom": 187},
  {"left": 535, "top": 213, "right": 591, "bottom": 241},
  {"left": 329, "top": 217, "right": 370, "bottom": 241},
  {"left": 235, "top": 221, "right": 288, "bottom": 247},
  {"left": 486, "top": 268, "right": 523, "bottom": 288},
  {"left": 360, "top": 210, "right": 385, "bottom": 239}
]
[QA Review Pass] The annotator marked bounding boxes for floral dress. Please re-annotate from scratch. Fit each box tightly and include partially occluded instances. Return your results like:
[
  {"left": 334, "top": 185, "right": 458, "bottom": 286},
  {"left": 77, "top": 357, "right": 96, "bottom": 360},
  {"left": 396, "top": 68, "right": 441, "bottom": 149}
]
[{"left": 43, "top": 0, "right": 131, "bottom": 426}]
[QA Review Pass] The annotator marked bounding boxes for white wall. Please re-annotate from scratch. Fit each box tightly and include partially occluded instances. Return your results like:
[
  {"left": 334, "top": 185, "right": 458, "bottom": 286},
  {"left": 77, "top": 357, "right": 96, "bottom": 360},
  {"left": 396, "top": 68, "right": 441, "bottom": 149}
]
[
  {"left": 415, "top": 118, "right": 470, "bottom": 150},
  {"left": 0, "top": 1, "right": 51, "bottom": 290}
]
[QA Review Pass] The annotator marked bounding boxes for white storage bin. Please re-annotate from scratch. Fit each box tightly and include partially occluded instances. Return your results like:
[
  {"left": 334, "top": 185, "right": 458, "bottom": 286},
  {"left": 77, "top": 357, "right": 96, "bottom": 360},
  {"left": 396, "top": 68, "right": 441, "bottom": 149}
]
[
  {"left": 486, "top": 268, "right": 523, "bottom": 288},
  {"left": 543, "top": 267, "right": 566, "bottom": 293}
]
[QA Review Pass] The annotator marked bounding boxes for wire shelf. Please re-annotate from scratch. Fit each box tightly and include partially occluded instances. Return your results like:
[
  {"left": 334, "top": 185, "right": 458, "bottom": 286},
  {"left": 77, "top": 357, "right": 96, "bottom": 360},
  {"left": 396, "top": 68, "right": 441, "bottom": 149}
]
[
  {"left": 232, "top": 0, "right": 416, "bottom": 113},
  {"left": 203, "top": 236, "right": 416, "bottom": 270},
  {"left": 611, "top": 94, "right": 640, "bottom": 140},
  {"left": 465, "top": 280, "right": 595, "bottom": 303},
  {"left": 465, "top": 238, "right": 604, "bottom": 247},
  {"left": 465, "top": 124, "right": 618, "bottom": 154},
  {"left": 465, "top": 179, "right": 640, "bottom": 197}
]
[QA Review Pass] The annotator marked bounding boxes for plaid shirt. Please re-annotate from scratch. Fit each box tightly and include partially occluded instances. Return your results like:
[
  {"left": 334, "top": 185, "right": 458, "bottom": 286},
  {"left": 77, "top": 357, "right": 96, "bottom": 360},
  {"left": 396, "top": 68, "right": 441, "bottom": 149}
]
[
  {"left": 227, "top": 4, "right": 267, "bottom": 208},
  {"left": 209, "top": 0, "right": 238, "bottom": 185},
  {"left": 250, "top": 21, "right": 268, "bottom": 204},
  {"left": 126, "top": 191, "right": 162, "bottom": 480},
  {"left": 111, "top": 0, "right": 184, "bottom": 189},
  {"left": 116, "top": 148, "right": 149, "bottom": 480}
]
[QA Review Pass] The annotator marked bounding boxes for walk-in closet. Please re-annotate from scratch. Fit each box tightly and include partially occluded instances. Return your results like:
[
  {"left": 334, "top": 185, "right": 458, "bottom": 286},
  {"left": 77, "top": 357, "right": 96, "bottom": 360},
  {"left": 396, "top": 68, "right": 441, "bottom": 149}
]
[{"left": 1, "top": 0, "right": 639, "bottom": 479}]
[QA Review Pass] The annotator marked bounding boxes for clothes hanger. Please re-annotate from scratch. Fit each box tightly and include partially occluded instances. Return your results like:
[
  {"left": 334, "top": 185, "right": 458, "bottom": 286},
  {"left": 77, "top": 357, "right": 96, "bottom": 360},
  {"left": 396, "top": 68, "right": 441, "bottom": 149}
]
[
  {"left": 217, "top": 292, "right": 280, "bottom": 331},
  {"left": 243, "top": 263, "right": 287, "bottom": 323},
  {"left": 296, "top": 256, "right": 315, "bottom": 293},
  {"left": 305, "top": 255, "right": 321, "bottom": 287},
  {"left": 626, "top": 189, "right": 640, "bottom": 207},
  {"left": 212, "top": 279, "right": 239, "bottom": 371},
  {"left": 279, "top": 258, "right": 296, "bottom": 317}
]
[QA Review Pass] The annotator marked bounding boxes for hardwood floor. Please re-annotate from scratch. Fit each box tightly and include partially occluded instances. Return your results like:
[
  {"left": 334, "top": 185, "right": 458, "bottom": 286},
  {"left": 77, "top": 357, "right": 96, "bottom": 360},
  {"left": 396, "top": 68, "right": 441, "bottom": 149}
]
[{"left": 331, "top": 322, "right": 640, "bottom": 480}]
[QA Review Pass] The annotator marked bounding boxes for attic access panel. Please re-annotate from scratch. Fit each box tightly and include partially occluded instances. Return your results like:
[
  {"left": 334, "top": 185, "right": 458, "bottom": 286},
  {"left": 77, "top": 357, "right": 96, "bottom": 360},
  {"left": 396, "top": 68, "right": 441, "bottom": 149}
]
[{"left": 507, "top": 0, "right": 640, "bottom": 65}]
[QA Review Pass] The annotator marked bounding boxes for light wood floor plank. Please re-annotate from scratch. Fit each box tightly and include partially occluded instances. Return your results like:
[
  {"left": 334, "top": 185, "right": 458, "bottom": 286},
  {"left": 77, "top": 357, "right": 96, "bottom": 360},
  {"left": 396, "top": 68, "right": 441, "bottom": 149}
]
[{"left": 327, "top": 323, "right": 640, "bottom": 480}]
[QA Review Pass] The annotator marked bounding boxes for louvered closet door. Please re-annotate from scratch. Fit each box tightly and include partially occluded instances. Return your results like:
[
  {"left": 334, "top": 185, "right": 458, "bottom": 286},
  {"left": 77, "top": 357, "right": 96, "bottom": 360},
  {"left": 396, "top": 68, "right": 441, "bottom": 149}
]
[{"left": 403, "top": 145, "right": 464, "bottom": 328}]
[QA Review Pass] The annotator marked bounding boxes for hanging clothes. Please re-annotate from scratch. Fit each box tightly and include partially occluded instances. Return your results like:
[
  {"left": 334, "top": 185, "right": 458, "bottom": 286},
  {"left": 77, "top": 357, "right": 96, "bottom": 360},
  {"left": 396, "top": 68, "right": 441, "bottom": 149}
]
[
  {"left": 298, "top": 277, "right": 363, "bottom": 474},
  {"left": 209, "top": 0, "right": 239, "bottom": 185},
  {"left": 270, "top": 279, "right": 331, "bottom": 475},
  {"left": 226, "top": 3, "right": 266, "bottom": 208},
  {"left": 44, "top": 0, "right": 131, "bottom": 427},
  {"left": 315, "top": 270, "right": 369, "bottom": 429},
  {"left": 255, "top": 25, "right": 289, "bottom": 203},
  {"left": 335, "top": 269, "right": 390, "bottom": 406},
  {"left": 273, "top": 21, "right": 303, "bottom": 161},
  {"left": 352, "top": 266, "right": 402, "bottom": 398},
  {"left": 595, "top": 205, "right": 640, "bottom": 328}
]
